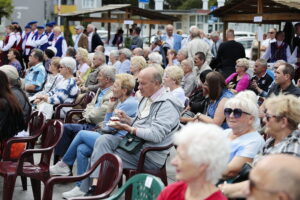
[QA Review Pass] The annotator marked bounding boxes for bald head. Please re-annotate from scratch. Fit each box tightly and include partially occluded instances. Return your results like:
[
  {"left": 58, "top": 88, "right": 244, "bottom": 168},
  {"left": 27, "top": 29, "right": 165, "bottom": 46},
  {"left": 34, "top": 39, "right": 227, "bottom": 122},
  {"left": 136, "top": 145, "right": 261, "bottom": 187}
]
[
  {"left": 166, "top": 24, "right": 174, "bottom": 37},
  {"left": 249, "top": 154, "right": 300, "bottom": 200},
  {"left": 138, "top": 67, "right": 162, "bottom": 97}
]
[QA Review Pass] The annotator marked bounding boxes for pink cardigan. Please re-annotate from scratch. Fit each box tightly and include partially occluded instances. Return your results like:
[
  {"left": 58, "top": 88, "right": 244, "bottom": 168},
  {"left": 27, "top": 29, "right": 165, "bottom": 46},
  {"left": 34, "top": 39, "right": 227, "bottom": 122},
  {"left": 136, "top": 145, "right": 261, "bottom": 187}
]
[{"left": 225, "top": 72, "right": 250, "bottom": 92}]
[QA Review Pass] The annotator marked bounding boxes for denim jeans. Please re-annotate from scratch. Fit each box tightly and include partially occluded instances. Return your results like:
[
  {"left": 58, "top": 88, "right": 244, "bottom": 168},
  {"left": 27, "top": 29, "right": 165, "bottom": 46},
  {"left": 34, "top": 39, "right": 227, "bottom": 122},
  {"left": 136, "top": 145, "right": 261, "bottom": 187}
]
[
  {"left": 54, "top": 123, "right": 95, "bottom": 157},
  {"left": 62, "top": 130, "right": 101, "bottom": 186}
]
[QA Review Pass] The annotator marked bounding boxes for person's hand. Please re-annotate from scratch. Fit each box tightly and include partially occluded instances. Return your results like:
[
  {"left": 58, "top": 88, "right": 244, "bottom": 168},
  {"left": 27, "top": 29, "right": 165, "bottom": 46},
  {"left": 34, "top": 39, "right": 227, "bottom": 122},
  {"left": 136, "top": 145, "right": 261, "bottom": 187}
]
[
  {"left": 80, "top": 86, "right": 87, "bottom": 92},
  {"left": 108, "top": 121, "right": 130, "bottom": 131},
  {"left": 250, "top": 80, "right": 258, "bottom": 90},
  {"left": 33, "top": 98, "right": 42, "bottom": 104},
  {"left": 116, "top": 110, "right": 131, "bottom": 124},
  {"left": 297, "top": 79, "right": 300, "bottom": 88},
  {"left": 107, "top": 97, "right": 118, "bottom": 113}
]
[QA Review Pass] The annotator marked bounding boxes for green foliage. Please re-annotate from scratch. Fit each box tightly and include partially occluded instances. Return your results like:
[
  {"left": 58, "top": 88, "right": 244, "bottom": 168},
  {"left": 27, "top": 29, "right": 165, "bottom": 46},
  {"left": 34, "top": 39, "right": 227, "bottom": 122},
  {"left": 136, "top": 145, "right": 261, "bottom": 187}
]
[
  {"left": 0, "top": 0, "right": 13, "bottom": 18},
  {"left": 178, "top": 0, "right": 202, "bottom": 10}
]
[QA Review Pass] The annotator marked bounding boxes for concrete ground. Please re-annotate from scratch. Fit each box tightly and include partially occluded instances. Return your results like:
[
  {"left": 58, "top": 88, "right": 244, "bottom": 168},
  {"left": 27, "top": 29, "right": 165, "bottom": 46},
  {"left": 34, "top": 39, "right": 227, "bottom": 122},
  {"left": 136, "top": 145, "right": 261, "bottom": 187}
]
[{"left": 0, "top": 147, "right": 177, "bottom": 200}]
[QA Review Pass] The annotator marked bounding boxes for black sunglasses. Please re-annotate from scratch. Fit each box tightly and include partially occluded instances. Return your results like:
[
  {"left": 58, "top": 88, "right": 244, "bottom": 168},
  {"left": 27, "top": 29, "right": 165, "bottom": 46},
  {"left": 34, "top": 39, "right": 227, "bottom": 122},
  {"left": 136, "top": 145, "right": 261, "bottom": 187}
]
[{"left": 224, "top": 108, "right": 250, "bottom": 118}]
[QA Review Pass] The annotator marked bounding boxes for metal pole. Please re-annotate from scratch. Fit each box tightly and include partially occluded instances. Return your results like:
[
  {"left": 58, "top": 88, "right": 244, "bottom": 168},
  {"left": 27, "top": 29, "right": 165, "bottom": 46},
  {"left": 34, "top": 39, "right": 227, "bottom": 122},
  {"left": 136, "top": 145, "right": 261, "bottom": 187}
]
[{"left": 58, "top": 0, "right": 61, "bottom": 26}]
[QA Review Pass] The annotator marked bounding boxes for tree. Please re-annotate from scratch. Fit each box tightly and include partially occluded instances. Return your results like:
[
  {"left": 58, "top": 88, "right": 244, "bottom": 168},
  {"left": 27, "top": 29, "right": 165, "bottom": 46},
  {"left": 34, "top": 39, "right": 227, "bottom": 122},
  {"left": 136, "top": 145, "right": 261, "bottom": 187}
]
[{"left": 0, "top": 0, "right": 13, "bottom": 19}]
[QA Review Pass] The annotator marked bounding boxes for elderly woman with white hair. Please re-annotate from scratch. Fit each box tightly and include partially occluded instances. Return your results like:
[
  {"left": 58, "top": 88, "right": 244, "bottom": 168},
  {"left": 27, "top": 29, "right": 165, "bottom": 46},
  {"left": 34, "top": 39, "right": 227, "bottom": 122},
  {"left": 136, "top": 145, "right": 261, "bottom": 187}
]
[
  {"left": 109, "top": 49, "right": 121, "bottom": 70},
  {"left": 130, "top": 56, "right": 147, "bottom": 92},
  {"left": 148, "top": 52, "right": 163, "bottom": 65},
  {"left": 163, "top": 66, "right": 187, "bottom": 106},
  {"left": 34, "top": 57, "right": 79, "bottom": 116},
  {"left": 157, "top": 123, "right": 230, "bottom": 200},
  {"left": 225, "top": 58, "right": 251, "bottom": 94},
  {"left": 118, "top": 48, "right": 132, "bottom": 74},
  {"left": 222, "top": 91, "right": 265, "bottom": 179}
]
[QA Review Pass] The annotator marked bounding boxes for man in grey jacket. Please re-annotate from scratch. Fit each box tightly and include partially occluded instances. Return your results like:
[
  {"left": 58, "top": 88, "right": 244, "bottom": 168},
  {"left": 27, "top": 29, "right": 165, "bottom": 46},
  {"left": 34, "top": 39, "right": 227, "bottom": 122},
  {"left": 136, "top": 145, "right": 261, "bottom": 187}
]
[{"left": 82, "top": 66, "right": 183, "bottom": 193}]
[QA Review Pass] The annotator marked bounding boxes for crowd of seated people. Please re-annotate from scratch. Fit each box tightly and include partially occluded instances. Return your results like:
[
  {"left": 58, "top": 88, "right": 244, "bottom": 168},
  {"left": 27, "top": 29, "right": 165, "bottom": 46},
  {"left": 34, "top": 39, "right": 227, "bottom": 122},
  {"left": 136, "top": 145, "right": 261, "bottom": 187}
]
[{"left": 1, "top": 20, "right": 300, "bottom": 200}]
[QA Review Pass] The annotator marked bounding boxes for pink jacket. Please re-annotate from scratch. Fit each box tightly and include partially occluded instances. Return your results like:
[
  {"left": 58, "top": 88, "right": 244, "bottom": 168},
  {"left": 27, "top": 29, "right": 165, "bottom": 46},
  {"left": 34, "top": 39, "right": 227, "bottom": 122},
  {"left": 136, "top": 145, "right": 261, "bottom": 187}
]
[{"left": 225, "top": 72, "right": 250, "bottom": 92}]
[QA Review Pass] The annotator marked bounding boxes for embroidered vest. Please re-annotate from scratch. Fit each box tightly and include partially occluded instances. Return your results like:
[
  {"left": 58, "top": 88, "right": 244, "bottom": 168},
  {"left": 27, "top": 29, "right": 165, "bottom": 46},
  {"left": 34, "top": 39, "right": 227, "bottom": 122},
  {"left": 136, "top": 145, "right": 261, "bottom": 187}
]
[
  {"left": 54, "top": 36, "right": 64, "bottom": 57},
  {"left": 269, "top": 42, "right": 288, "bottom": 63}
]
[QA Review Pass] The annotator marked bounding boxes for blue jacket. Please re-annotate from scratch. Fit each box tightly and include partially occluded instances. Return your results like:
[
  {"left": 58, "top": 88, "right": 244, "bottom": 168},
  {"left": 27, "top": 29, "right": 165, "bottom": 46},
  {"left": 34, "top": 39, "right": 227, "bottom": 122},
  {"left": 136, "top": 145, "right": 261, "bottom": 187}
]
[{"left": 161, "top": 34, "right": 183, "bottom": 52}]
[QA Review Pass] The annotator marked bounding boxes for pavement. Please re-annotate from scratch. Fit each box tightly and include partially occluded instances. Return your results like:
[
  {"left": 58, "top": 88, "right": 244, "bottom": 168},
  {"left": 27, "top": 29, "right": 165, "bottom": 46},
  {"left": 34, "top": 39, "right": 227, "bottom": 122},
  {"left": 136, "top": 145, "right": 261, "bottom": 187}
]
[{"left": 0, "top": 147, "right": 177, "bottom": 200}]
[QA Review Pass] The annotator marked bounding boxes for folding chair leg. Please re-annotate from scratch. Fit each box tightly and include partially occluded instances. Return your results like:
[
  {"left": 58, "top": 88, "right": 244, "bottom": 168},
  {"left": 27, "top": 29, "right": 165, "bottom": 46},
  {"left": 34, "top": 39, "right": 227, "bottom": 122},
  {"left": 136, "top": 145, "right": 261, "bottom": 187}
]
[
  {"left": 31, "top": 178, "right": 41, "bottom": 200},
  {"left": 21, "top": 176, "right": 27, "bottom": 190}
]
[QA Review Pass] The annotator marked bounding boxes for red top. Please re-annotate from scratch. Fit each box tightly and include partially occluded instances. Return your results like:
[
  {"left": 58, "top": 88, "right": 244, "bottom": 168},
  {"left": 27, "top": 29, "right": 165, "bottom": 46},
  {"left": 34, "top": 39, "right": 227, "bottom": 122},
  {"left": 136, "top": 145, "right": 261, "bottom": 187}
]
[{"left": 157, "top": 181, "right": 228, "bottom": 200}]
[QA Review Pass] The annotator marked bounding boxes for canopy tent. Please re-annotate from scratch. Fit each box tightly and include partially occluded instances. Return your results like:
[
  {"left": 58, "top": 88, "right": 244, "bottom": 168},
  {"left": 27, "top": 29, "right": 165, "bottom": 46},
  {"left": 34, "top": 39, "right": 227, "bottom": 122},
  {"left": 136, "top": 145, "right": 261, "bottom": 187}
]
[
  {"left": 59, "top": 4, "right": 179, "bottom": 43},
  {"left": 210, "top": 0, "right": 300, "bottom": 57}
]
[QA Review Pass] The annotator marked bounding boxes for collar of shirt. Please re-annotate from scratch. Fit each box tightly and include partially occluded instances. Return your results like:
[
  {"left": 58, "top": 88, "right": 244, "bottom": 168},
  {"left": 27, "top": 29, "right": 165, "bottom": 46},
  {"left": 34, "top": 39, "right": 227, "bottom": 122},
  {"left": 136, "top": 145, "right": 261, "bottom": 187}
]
[
  {"left": 150, "top": 87, "right": 165, "bottom": 102},
  {"left": 29, "top": 62, "right": 43, "bottom": 71}
]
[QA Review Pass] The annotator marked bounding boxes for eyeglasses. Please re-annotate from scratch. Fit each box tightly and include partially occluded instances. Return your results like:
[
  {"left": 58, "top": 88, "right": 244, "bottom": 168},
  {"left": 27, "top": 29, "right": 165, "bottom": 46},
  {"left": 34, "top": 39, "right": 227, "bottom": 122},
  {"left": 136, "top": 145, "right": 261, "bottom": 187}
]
[
  {"left": 264, "top": 113, "right": 282, "bottom": 122},
  {"left": 268, "top": 32, "right": 275, "bottom": 34},
  {"left": 224, "top": 108, "right": 250, "bottom": 118}
]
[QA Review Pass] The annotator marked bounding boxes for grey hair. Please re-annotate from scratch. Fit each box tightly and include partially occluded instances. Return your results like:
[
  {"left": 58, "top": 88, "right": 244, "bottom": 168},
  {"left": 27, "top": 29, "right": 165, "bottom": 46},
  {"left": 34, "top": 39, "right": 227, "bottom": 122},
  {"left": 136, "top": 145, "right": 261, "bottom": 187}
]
[
  {"left": 178, "top": 48, "right": 188, "bottom": 58},
  {"left": 60, "top": 57, "right": 76, "bottom": 73},
  {"left": 119, "top": 48, "right": 132, "bottom": 59},
  {"left": 181, "top": 59, "right": 193, "bottom": 70},
  {"left": 256, "top": 58, "right": 268, "bottom": 68},
  {"left": 148, "top": 52, "right": 163, "bottom": 64},
  {"left": 174, "top": 123, "right": 230, "bottom": 184},
  {"left": 224, "top": 92, "right": 260, "bottom": 129},
  {"left": 100, "top": 65, "right": 116, "bottom": 82},
  {"left": 211, "top": 31, "right": 220, "bottom": 37},
  {"left": 110, "top": 50, "right": 119, "bottom": 59}
]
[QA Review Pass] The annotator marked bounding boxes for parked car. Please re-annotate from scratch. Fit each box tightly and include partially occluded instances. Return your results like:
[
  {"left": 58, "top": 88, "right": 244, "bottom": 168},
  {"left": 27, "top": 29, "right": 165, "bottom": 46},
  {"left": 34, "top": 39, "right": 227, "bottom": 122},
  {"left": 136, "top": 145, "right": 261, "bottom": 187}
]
[{"left": 236, "top": 36, "right": 255, "bottom": 59}]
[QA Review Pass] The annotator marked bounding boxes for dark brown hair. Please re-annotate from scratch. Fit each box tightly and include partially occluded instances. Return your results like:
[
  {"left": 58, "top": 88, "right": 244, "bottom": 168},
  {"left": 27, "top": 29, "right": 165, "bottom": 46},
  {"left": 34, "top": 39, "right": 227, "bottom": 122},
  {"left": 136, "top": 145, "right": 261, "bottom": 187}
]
[{"left": 205, "top": 71, "right": 225, "bottom": 100}]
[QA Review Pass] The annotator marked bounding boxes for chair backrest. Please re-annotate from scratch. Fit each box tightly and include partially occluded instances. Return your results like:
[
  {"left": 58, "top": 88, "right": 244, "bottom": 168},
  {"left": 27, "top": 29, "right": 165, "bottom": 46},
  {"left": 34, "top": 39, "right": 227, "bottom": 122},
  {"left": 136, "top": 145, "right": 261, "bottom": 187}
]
[
  {"left": 80, "top": 91, "right": 95, "bottom": 109},
  {"left": 105, "top": 174, "right": 165, "bottom": 200},
  {"left": 40, "top": 120, "right": 63, "bottom": 166},
  {"left": 93, "top": 153, "right": 123, "bottom": 197},
  {"left": 28, "top": 111, "right": 46, "bottom": 137}
]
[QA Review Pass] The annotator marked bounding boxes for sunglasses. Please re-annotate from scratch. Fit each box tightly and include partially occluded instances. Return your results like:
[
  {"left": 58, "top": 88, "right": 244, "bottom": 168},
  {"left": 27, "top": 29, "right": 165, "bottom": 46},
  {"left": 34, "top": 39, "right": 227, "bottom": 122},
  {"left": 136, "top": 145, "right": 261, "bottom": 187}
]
[
  {"left": 224, "top": 108, "right": 250, "bottom": 118},
  {"left": 268, "top": 32, "right": 275, "bottom": 34}
]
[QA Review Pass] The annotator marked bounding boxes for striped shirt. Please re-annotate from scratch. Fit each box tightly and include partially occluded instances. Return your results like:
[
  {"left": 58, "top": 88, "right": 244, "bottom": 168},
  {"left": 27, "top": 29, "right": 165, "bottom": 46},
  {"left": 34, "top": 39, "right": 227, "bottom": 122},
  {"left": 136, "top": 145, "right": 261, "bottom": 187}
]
[{"left": 47, "top": 77, "right": 79, "bottom": 105}]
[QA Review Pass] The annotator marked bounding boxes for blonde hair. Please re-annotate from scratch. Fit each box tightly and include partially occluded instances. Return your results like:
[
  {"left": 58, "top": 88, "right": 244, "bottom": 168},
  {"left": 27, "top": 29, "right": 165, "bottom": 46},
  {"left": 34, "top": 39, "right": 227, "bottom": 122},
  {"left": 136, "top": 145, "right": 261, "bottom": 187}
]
[
  {"left": 236, "top": 58, "right": 249, "bottom": 70},
  {"left": 50, "top": 57, "right": 61, "bottom": 69},
  {"left": 115, "top": 73, "right": 136, "bottom": 96},
  {"left": 53, "top": 26, "right": 61, "bottom": 33},
  {"left": 131, "top": 56, "right": 147, "bottom": 71},
  {"left": 165, "top": 65, "right": 184, "bottom": 85},
  {"left": 265, "top": 94, "right": 300, "bottom": 130},
  {"left": 77, "top": 47, "right": 89, "bottom": 63}
]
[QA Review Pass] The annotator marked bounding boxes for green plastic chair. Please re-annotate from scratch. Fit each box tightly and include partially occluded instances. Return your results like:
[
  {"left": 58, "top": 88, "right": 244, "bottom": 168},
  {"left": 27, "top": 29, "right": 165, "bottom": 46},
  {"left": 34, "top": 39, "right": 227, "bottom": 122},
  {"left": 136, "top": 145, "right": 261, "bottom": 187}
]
[{"left": 104, "top": 173, "right": 165, "bottom": 200}]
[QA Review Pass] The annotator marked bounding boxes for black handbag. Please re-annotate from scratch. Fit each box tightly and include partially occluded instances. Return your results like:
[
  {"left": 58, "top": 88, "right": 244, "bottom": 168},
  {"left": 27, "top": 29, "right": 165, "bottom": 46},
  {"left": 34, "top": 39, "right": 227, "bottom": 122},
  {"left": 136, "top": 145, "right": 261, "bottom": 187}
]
[{"left": 118, "top": 134, "right": 144, "bottom": 154}]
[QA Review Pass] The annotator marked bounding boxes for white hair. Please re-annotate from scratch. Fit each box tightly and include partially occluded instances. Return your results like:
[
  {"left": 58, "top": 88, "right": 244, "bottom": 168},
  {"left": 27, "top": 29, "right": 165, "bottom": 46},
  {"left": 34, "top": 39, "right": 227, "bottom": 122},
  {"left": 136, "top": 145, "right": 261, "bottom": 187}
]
[
  {"left": 100, "top": 65, "right": 116, "bottom": 82},
  {"left": 174, "top": 123, "right": 230, "bottom": 184},
  {"left": 148, "top": 52, "right": 163, "bottom": 64},
  {"left": 119, "top": 48, "right": 132, "bottom": 59},
  {"left": 224, "top": 93, "right": 260, "bottom": 129},
  {"left": 60, "top": 57, "right": 76, "bottom": 73},
  {"left": 110, "top": 50, "right": 119, "bottom": 59}
]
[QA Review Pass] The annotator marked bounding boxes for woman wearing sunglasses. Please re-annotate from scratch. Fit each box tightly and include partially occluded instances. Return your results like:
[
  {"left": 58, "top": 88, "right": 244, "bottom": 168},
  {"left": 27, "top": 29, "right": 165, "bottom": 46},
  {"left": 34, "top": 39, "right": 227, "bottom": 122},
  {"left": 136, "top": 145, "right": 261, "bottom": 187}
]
[
  {"left": 219, "top": 94, "right": 300, "bottom": 198},
  {"left": 222, "top": 91, "right": 265, "bottom": 179}
]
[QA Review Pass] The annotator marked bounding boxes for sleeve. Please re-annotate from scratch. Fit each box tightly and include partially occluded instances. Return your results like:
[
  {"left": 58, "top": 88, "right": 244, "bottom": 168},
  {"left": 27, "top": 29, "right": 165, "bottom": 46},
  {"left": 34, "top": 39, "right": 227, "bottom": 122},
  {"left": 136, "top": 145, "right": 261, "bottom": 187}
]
[
  {"left": 225, "top": 73, "right": 236, "bottom": 84},
  {"left": 48, "top": 79, "right": 75, "bottom": 105},
  {"left": 34, "top": 35, "right": 48, "bottom": 46},
  {"left": 62, "top": 39, "right": 67, "bottom": 57},
  {"left": 28, "top": 69, "right": 46, "bottom": 88},
  {"left": 235, "top": 74, "right": 250, "bottom": 92},
  {"left": 2, "top": 35, "right": 17, "bottom": 51},
  {"left": 289, "top": 47, "right": 298, "bottom": 64},
  {"left": 236, "top": 136, "right": 265, "bottom": 158},
  {"left": 183, "top": 77, "right": 196, "bottom": 97},
  {"left": 261, "top": 45, "right": 271, "bottom": 60}
]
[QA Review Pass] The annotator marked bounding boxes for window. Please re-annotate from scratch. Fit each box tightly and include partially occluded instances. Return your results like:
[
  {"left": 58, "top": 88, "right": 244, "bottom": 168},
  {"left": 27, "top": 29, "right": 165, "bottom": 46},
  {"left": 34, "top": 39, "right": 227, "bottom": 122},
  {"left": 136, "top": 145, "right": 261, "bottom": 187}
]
[{"left": 82, "top": 0, "right": 95, "bottom": 8}]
